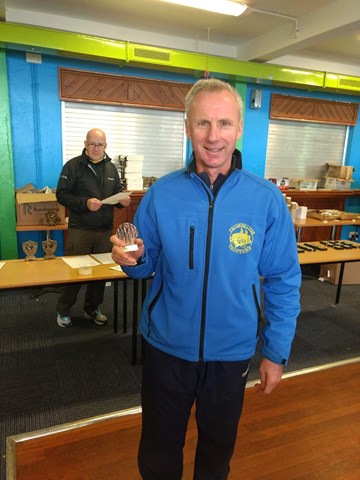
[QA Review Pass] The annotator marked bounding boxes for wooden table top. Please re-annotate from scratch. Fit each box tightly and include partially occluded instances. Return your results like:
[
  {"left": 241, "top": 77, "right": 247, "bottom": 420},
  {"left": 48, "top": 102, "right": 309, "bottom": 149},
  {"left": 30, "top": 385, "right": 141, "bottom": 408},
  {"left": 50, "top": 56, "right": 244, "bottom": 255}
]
[
  {"left": 0, "top": 256, "right": 127, "bottom": 290},
  {"left": 294, "top": 217, "right": 360, "bottom": 228},
  {"left": 298, "top": 241, "right": 360, "bottom": 265},
  {"left": 2, "top": 244, "right": 359, "bottom": 289}
]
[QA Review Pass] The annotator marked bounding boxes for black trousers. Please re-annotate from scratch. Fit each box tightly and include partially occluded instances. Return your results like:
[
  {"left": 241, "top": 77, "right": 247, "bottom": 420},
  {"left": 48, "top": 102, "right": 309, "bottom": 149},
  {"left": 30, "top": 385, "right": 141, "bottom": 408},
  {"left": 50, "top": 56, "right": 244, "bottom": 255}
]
[
  {"left": 138, "top": 340, "right": 250, "bottom": 480},
  {"left": 56, "top": 228, "right": 112, "bottom": 316}
]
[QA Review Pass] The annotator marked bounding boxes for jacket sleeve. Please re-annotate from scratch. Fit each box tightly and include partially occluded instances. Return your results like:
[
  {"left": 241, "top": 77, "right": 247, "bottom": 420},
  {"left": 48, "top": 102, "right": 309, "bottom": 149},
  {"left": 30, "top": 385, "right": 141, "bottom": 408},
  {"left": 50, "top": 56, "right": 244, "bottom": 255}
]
[
  {"left": 258, "top": 190, "right": 301, "bottom": 365},
  {"left": 122, "top": 188, "right": 160, "bottom": 279}
]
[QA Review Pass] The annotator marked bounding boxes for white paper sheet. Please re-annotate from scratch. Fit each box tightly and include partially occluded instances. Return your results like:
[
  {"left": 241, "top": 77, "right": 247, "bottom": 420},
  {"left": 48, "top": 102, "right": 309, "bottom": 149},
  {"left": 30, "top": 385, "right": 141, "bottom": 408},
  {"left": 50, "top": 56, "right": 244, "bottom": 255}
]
[
  {"left": 0, "top": 262, "right": 5, "bottom": 270},
  {"left": 91, "top": 253, "right": 115, "bottom": 264},
  {"left": 110, "top": 265, "right": 123, "bottom": 272},
  {"left": 61, "top": 255, "right": 100, "bottom": 268},
  {"left": 102, "top": 192, "right": 132, "bottom": 205}
]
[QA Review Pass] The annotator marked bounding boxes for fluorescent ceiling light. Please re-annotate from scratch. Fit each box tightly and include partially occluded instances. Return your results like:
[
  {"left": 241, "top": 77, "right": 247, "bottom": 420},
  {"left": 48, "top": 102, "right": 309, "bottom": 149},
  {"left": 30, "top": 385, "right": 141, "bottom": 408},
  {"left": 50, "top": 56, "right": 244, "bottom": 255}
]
[{"left": 160, "top": 0, "right": 248, "bottom": 17}]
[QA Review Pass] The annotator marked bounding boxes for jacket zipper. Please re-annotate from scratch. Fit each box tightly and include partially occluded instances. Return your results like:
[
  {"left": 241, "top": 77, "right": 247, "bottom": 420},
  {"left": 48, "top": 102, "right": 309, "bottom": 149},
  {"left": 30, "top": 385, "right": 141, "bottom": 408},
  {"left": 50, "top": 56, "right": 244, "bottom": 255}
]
[{"left": 199, "top": 196, "right": 214, "bottom": 361}]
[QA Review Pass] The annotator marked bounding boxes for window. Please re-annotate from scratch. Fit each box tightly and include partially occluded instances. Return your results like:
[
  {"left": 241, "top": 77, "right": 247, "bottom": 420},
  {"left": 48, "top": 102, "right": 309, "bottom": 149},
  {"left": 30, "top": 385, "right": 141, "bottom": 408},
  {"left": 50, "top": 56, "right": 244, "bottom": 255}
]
[
  {"left": 62, "top": 102, "right": 186, "bottom": 178},
  {"left": 265, "top": 119, "right": 348, "bottom": 180}
]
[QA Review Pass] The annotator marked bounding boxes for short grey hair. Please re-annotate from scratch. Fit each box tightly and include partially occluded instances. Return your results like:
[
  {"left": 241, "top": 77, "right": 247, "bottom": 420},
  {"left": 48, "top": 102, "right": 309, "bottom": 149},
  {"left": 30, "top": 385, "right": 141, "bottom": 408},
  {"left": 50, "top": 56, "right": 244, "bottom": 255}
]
[{"left": 185, "top": 78, "right": 243, "bottom": 119}]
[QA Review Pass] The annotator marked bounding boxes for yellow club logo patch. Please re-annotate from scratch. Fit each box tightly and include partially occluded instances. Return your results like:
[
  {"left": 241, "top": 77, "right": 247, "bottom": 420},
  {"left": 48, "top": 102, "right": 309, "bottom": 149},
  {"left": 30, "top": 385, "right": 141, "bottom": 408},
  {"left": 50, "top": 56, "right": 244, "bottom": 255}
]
[{"left": 229, "top": 223, "right": 255, "bottom": 254}]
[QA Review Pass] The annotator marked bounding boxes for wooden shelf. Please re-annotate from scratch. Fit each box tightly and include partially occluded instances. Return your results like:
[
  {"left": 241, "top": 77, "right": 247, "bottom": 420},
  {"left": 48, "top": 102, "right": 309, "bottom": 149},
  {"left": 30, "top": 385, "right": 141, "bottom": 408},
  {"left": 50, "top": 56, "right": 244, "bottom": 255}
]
[
  {"left": 286, "top": 189, "right": 360, "bottom": 199},
  {"left": 16, "top": 224, "right": 68, "bottom": 232}
]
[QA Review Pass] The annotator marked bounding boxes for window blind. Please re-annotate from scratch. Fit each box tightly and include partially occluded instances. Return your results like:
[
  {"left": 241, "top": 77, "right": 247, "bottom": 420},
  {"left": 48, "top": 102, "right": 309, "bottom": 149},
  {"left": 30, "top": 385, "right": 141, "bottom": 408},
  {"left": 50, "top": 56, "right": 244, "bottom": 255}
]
[
  {"left": 62, "top": 102, "right": 186, "bottom": 178},
  {"left": 265, "top": 119, "right": 348, "bottom": 180}
]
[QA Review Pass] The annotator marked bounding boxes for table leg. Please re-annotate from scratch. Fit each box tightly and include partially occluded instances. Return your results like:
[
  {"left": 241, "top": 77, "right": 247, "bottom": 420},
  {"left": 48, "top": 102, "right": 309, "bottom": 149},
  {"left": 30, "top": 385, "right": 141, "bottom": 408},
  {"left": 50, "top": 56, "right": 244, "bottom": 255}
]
[
  {"left": 113, "top": 280, "right": 118, "bottom": 334},
  {"left": 330, "top": 226, "right": 336, "bottom": 240},
  {"left": 334, "top": 262, "right": 345, "bottom": 304},
  {"left": 123, "top": 280, "right": 128, "bottom": 333},
  {"left": 296, "top": 226, "right": 302, "bottom": 242}
]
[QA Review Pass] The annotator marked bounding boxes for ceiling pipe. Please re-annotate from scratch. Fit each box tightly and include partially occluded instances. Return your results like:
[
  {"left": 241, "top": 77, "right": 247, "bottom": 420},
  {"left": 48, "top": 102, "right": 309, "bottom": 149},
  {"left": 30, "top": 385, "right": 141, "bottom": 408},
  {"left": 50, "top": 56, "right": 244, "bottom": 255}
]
[{"left": 249, "top": 7, "right": 300, "bottom": 39}]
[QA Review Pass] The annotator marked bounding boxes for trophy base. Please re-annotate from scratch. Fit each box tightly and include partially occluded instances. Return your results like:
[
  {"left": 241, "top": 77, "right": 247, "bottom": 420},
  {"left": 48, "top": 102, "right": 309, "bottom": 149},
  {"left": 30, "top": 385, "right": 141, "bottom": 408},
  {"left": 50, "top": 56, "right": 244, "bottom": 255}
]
[{"left": 122, "top": 244, "right": 138, "bottom": 252}]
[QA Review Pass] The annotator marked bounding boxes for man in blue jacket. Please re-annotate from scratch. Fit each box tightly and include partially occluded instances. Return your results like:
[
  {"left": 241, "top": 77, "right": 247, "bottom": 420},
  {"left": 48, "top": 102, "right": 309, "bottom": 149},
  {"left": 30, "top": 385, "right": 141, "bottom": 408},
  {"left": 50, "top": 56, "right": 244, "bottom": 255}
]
[{"left": 111, "top": 79, "right": 301, "bottom": 479}]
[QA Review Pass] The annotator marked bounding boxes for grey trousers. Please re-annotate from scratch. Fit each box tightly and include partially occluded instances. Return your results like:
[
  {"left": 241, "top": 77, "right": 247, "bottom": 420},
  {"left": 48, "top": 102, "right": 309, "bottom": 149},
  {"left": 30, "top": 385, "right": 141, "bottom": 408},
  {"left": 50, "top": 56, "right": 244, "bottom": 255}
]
[{"left": 56, "top": 228, "right": 112, "bottom": 316}]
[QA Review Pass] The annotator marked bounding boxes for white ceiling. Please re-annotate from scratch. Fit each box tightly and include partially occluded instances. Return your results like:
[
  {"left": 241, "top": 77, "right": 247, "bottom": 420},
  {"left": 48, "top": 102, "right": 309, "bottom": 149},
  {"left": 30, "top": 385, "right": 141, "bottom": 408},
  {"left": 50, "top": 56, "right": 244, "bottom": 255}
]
[{"left": 1, "top": 0, "right": 360, "bottom": 77}]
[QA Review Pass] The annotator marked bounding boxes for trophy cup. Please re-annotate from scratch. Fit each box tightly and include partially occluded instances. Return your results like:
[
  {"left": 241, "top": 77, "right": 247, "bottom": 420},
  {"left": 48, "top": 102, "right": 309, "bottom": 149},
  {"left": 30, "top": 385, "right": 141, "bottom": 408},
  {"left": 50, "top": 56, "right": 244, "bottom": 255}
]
[
  {"left": 116, "top": 222, "right": 138, "bottom": 252},
  {"left": 22, "top": 240, "right": 38, "bottom": 261},
  {"left": 42, "top": 238, "right": 57, "bottom": 259}
]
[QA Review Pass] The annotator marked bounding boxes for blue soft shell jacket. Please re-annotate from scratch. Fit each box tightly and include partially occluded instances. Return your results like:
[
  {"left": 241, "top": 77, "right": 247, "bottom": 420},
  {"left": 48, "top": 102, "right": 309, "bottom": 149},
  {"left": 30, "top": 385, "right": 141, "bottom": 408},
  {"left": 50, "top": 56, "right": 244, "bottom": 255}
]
[{"left": 123, "top": 152, "right": 301, "bottom": 364}]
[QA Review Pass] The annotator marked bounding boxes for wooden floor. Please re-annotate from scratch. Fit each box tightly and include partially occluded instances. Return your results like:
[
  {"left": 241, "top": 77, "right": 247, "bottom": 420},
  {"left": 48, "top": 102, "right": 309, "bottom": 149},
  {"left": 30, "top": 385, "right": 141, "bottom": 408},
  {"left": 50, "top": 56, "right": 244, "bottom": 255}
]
[{"left": 7, "top": 359, "right": 360, "bottom": 480}]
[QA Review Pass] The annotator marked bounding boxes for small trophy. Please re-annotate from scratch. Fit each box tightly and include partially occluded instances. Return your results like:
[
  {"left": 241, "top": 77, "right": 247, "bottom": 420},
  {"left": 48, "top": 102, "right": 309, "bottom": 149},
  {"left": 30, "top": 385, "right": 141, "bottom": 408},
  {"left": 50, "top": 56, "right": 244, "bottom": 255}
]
[
  {"left": 46, "top": 209, "right": 60, "bottom": 226},
  {"left": 116, "top": 222, "right": 138, "bottom": 252},
  {"left": 22, "top": 240, "right": 38, "bottom": 261},
  {"left": 42, "top": 239, "right": 57, "bottom": 259}
]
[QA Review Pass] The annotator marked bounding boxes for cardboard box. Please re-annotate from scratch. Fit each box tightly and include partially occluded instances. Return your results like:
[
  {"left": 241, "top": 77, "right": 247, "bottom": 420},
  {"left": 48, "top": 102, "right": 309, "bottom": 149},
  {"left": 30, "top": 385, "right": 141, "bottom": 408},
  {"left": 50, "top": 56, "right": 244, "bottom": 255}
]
[
  {"left": 16, "top": 185, "right": 65, "bottom": 226},
  {"left": 125, "top": 172, "right": 143, "bottom": 181},
  {"left": 125, "top": 163, "right": 143, "bottom": 174},
  {"left": 318, "top": 177, "right": 338, "bottom": 190},
  {"left": 335, "top": 178, "right": 353, "bottom": 191},
  {"left": 290, "top": 179, "right": 318, "bottom": 190},
  {"left": 326, "top": 164, "right": 354, "bottom": 180},
  {"left": 318, "top": 177, "right": 353, "bottom": 191},
  {"left": 320, "top": 262, "right": 360, "bottom": 285},
  {"left": 126, "top": 180, "right": 144, "bottom": 190}
]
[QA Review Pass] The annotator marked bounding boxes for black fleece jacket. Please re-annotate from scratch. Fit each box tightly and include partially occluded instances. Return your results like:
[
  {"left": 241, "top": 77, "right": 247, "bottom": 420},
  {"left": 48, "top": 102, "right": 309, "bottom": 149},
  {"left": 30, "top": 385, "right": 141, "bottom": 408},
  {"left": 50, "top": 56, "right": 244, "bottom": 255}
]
[{"left": 56, "top": 149, "right": 123, "bottom": 231}]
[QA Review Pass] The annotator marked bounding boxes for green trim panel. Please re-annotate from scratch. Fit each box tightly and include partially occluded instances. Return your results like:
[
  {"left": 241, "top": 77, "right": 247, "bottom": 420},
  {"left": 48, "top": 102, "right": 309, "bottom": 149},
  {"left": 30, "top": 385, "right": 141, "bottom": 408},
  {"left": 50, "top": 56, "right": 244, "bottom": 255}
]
[
  {"left": 1, "top": 22, "right": 359, "bottom": 94},
  {"left": 0, "top": 23, "right": 127, "bottom": 60},
  {"left": 325, "top": 72, "right": 360, "bottom": 92}
]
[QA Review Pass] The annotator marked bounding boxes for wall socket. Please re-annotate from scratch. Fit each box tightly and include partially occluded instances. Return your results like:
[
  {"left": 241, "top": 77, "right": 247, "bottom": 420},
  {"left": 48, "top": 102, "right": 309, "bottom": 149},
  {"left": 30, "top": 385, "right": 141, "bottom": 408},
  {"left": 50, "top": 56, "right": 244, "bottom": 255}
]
[{"left": 349, "top": 231, "right": 359, "bottom": 241}]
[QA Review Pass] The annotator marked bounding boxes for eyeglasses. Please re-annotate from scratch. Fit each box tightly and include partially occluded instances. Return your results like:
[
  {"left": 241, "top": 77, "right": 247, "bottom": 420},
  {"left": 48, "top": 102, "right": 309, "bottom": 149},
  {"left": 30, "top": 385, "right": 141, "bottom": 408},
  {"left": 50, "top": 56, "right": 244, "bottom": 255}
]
[{"left": 87, "top": 143, "right": 105, "bottom": 149}]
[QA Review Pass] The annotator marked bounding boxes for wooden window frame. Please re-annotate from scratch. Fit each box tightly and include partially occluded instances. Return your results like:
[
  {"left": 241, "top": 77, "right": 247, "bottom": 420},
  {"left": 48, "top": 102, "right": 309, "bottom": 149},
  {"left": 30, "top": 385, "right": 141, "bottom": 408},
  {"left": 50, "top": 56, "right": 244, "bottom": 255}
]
[
  {"left": 59, "top": 67, "right": 191, "bottom": 112},
  {"left": 270, "top": 94, "right": 358, "bottom": 126}
]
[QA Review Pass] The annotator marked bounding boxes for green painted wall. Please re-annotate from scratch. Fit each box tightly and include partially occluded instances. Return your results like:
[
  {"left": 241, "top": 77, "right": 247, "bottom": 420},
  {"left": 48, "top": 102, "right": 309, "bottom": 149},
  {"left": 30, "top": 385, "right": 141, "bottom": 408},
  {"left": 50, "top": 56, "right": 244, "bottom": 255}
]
[
  {"left": 0, "top": 49, "right": 17, "bottom": 259},
  {"left": 235, "top": 82, "right": 246, "bottom": 152}
]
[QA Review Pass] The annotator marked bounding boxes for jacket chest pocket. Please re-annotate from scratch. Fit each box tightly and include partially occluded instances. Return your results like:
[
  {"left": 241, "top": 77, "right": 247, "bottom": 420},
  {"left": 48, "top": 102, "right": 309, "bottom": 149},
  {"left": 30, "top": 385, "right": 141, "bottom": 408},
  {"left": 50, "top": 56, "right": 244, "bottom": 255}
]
[{"left": 189, "top": 225, "right": 195, "bottom": 269}]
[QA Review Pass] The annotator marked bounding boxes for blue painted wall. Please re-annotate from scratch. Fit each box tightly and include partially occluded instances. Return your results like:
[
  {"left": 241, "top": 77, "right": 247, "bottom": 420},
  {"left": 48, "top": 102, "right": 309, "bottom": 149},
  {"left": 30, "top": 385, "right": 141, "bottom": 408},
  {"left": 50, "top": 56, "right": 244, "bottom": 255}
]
[
  {"left": 6, "top": 50, "right": 360, "bottom": 256},
  {"left": 7, "top": 52, "right": 194, "bottom": 256}
]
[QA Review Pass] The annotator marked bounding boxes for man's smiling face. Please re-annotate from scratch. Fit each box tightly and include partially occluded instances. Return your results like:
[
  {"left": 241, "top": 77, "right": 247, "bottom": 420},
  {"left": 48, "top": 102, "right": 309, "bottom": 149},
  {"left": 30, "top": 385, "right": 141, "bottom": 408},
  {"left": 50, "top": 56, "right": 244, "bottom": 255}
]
[{"left": 185, "top": 89, "right": 243, "bottom": 176}]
